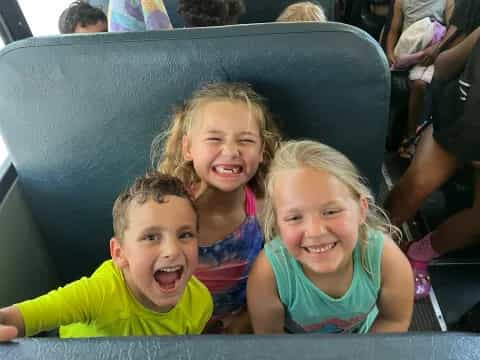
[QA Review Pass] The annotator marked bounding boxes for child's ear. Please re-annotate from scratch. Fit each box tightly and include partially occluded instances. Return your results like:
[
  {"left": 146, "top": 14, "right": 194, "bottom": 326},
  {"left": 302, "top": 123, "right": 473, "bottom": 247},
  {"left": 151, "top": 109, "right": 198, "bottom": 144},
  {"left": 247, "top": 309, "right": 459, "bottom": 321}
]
[
  {"left": 110, "top": 237, "right": 128, "bottom": 269},
  {"left": 259, "top": 142, "right": 265, "bottom": 163},
  {"left": 359, "top": 197, "right": 369, "bottom": 225},
  {"left": 182, "top": 135, "right": 193, "bottom": 161}
]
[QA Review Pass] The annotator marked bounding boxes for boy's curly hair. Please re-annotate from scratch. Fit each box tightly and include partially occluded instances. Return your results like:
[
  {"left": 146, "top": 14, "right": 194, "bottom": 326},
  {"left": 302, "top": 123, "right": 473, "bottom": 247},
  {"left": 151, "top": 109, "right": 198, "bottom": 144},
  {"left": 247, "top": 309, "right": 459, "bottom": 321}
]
[
  {"left": 178, "top": 0, "right": 246, "bottom": 27},
  {"left": 58, "top": 1, "right": 107, "bottom": 34},
  {"left": 112, "top": 172, "right": 198, "bottom": 240}
]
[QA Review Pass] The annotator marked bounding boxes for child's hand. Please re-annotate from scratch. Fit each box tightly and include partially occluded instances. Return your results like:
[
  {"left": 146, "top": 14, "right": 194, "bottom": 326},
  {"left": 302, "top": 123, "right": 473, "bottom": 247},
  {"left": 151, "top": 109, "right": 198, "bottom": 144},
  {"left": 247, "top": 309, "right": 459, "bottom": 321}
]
[
  {"left": 224, "top": 310, "right": 252, "bottom": 334},
  {"left": 0, "top": 306, "right": 24, "bottom": 341},
  {"left": 0, "top": 312, "right": 19, "bottom": 342},
  {"left": 421, "top": 45, "right": 440, "bottom": 66},
  {"left": 387, "top": 52, "right": 397, "bottom": 68}
]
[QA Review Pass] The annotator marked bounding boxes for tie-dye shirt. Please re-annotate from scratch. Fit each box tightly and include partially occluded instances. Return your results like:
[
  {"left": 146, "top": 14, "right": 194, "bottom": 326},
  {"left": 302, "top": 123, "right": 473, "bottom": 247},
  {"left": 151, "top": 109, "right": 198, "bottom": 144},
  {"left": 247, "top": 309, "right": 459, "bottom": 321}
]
[
  {"left": 108, "top": 0, "right": 172, "bottom": 32},
  {"left": 194, "top": 186, "right": 263, "bottom": 319}
]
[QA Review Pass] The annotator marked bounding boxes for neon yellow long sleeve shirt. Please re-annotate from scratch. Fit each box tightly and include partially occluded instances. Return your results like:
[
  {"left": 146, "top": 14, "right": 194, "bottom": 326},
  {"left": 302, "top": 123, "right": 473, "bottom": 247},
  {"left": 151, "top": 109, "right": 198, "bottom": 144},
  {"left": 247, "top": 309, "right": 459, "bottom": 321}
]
[{"left": 17, "top": 260, "right": 213, "bottom": 337}]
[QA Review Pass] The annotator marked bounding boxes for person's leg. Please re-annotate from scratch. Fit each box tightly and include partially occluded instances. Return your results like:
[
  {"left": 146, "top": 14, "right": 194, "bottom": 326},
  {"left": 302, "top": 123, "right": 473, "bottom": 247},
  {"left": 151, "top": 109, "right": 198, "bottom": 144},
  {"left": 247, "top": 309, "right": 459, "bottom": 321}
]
[
  {"left": 431, "top": 168, "right": 480, "bottom": 254},
  {"left": 385, "top": 125, "right": 460, "bottom": 226},
  {"left": 406, "top": 168, "right": 480, "bottom": 299},
  {"left": 407, "top": 79, "right": 427, "bottom": 138},
  {"left": 398, "top": 79, "right": 428, "bottom": 158}
]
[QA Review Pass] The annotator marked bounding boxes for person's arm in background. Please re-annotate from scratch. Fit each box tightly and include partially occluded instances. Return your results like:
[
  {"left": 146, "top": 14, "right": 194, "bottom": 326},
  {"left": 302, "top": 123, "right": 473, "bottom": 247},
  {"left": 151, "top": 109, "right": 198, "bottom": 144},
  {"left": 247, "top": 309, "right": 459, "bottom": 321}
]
[
  {"left": 386, "top": 0, "right": 404, "bottom": 66},
  {"left": 109, "top": 0, "right": 172, "bottom": 32},
  {"left": 140, "top": 0, "right": 172, "bottom": 30},
  {"left": 421, "top": 0, "right": 457, "bottom": 66},
  {"left": 435, "top": 27, "right": 480, "bottom": 81}
]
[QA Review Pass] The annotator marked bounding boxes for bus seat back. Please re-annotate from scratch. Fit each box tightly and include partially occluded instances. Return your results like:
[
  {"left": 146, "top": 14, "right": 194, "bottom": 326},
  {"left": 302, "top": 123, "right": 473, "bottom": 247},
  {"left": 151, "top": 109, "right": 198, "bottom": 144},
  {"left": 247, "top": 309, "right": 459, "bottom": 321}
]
[{"left": 0, "top": 23, "right": 389, "bottom": 281}]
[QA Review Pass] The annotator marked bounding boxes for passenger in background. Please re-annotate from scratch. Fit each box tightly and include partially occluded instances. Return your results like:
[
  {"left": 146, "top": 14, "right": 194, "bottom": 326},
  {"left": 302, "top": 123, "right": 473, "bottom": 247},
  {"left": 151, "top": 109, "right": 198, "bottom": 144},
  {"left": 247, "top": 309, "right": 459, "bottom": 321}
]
[
  {"left": 153, "top": 82, "right": 280, "bottom": 333},
  {"left": 178, "top": 0, "right": 246, "bottom": 27},
  {"left": 58, "top": 1, "right": 107, "bottom": 34},
  {"left": 248, "top": 140, "right": 413, "bottom": 334},
  {"left": 386, "top": 0, "right": 454, "bottom": 159},
  {"left": 108, "top": 0, "right": 172, "bottom": 32},
  {"left": 385, "top": 28, "right": 480, "bottom": 300},
  {"left": 277, "top": 1, "right": 327, "bottom": 22},
  {"left": 0, "top": 173, "right": 213, "bottom": 340}
]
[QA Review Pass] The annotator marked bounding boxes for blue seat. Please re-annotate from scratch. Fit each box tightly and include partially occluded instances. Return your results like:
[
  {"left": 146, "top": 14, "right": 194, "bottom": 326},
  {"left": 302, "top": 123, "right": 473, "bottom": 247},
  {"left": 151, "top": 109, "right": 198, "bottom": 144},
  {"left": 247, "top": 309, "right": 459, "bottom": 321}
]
[{"left": 0, "top": 22, "right": 389, "bottom": 283}]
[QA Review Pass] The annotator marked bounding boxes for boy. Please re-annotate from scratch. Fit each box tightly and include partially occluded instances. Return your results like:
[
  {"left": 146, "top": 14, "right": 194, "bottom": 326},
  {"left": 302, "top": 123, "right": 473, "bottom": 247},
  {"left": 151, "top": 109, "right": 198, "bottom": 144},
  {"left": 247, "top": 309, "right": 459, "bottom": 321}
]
[
  {"left": 0, "top": 173, "right": 213, "bottom": 340},
  {"left": 59, "top": 1, "right": 108, "bottom": 34},
  {"left": 386, "top": 0, "right": 454, "bottom": 159}
]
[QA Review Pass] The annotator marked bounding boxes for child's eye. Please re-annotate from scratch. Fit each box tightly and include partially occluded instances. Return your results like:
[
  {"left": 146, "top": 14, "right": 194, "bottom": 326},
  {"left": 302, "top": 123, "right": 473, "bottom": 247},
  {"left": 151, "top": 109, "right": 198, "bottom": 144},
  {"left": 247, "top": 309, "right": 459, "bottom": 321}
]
[
  {"left": 179, "top": 231, "right": 196, "bottom": 240},
  {"left": 206, "top": 137, "right": 221, "bottom": 142},
  {"left": 284, "top": 215, "right": 301, "bottom": 222},
  {"left": 239, "top": 138, "right": 256, "bottom": 144},
  {"left": 144, "top": 234, "right": 160, "bottom": 241},
  {"left": 323, "top": 209, "right": 342, "bottom": 216}
]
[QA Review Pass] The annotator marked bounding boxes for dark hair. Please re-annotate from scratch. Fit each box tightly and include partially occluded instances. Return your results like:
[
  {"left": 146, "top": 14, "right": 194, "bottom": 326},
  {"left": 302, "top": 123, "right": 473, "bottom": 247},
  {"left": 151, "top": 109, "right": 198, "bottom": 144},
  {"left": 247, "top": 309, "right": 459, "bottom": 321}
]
[
  {"left": 178, "top": 0, "right": 246, "bottom": 27},
  {"left": 58, "top": 1, "right": 107, "bottom": 34},
  {"left": 112, "top": 172, "right": 198, "bottom": 240}
]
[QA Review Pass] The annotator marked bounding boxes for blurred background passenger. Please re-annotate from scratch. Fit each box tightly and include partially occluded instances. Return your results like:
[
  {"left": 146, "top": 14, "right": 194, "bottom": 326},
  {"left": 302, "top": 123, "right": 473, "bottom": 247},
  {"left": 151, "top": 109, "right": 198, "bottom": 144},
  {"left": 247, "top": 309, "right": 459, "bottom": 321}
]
[
  {"left": 59, "top": 1, "right": 108, "bottom": 34},
  {"left": 277, "top": 1, "right": 327, "bottom": 22},
  {"left": 109, "top": 0, "right": 172, "bottom": 32},
  {"left": 178, "top": 0, "right": 246, "bottom": 27}
]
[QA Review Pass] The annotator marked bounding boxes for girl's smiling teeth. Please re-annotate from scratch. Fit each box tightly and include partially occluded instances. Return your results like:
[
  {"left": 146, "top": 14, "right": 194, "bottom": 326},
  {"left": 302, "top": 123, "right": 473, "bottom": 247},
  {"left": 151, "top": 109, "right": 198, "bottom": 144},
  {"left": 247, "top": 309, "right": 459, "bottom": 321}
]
[
  {"left": 213, "top": 165, "right": 243, "bottom": 174},
  {"left": 303, "top": 242, "right": 338, "bottom": 253}
]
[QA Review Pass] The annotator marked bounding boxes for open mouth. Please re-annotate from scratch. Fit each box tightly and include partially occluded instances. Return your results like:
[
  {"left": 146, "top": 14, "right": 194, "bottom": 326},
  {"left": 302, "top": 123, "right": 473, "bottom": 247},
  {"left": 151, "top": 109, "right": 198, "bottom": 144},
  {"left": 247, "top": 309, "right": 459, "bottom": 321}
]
[
  {"left": 154, "top": 265, "right": 184, "bottom": 291},
  {"left": 213, "top": 165, "right": 243, "bottom": 175},
  {"left": 304, "top": 241, "right": 338, "bottom": 254}
]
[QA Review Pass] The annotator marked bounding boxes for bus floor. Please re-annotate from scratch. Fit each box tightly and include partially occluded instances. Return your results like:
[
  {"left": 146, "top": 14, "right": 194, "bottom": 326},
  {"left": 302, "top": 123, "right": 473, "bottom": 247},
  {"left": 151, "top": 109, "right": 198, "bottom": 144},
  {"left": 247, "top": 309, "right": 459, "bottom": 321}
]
[{"left": 382, "top": 153, "right": 480, "bottom": 332}]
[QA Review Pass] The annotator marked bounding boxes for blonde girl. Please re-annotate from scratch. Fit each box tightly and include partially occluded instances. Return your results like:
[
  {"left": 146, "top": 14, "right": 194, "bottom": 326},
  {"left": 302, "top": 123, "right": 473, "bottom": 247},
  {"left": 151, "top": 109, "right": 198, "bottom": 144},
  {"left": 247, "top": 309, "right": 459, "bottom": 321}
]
[
  {"left": 152, "top": 82, "right": 280, "bottom": 333},
  {"left": 247, "top": 140, "right": 413, "bottom": 334},
  {"left": 277, "top": 2, "right": 327, "bottom": 23}
]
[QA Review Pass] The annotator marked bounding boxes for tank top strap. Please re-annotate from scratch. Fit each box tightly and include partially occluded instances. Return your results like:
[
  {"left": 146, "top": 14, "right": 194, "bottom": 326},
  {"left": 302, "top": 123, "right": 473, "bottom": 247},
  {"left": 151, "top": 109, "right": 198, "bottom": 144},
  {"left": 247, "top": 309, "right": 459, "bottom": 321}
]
[{"left": 244, "top": 186, "right": 257, "bottom": 216}]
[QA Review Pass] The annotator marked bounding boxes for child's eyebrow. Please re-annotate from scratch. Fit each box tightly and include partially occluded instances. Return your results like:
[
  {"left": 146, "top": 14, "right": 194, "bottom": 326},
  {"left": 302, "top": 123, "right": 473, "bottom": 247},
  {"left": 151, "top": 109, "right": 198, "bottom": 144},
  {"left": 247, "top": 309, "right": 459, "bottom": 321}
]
[
  {"left": 280, "top": 200, "right": 341, "bottom": 213},
  {"left": 205, "top": 129, "right": 259, "bottom": 137},
  {"left": 140, "top": 226, "right": 164, "bottom": 233}
]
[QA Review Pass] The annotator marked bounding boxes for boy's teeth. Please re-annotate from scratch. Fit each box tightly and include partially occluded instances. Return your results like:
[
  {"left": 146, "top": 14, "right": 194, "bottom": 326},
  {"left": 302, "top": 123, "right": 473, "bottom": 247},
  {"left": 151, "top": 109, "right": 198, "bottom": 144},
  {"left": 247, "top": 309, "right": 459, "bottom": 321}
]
[
  {"left": 160, "top": 266, "right": 182, "bottom": 272},
  {"left": 308, "top": 243, "right": 336, "bottom": 253}
]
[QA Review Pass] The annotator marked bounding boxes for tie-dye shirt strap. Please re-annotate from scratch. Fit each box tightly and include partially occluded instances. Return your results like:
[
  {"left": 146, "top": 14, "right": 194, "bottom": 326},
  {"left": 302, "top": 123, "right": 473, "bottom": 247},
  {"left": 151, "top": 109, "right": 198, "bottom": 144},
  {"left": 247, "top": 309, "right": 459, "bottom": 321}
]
[
  {"left": 265, "top": 229, "right": 384, "bottom": 334},
  {"left": 108, "top": 0, "right": 172, "bottom": 32},
  {"left": 194, "top": 186, "right": 263, "bottom": 320}
]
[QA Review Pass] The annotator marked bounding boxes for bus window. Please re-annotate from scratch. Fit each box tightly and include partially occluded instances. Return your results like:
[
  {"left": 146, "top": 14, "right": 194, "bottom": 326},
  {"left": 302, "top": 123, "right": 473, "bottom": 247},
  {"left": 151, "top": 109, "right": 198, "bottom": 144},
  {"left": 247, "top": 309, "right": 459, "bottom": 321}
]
[
  {"left": 17, "top": 0, "right": 73, "bottom": 36},
  {"left": 0, "top": 37, "right": 6, "bottom": 164}
]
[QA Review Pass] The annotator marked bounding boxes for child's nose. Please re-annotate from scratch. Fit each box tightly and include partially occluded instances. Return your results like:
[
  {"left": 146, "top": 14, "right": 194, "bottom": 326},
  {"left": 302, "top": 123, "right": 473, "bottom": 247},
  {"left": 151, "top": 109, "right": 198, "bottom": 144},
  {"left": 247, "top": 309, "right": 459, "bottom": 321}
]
[
  {"left": 222, "top": 141, "right": 240, "bottom": 156},
  {"left": 161, "top": 237, "right": 181, "bottom": 259},
  {"left": 305, "top": 216, "right": 327, "bottom": 238}
]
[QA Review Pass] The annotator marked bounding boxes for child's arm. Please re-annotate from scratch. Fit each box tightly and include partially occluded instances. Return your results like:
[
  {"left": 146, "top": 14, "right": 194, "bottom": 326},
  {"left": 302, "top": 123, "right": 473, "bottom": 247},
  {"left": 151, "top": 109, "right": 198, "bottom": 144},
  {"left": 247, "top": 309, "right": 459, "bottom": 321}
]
[
  {"left": 445, "top": 0, "right": 455, "bottom": 26},
  {"left": 247, "top": 251, "right": 285, "bottom": 334},
  {"left": 0, "top": 306, "right": 25, "bottom": 341},
  {"left": 224, "top": 308, "right": 252, "bottom": 334},
  {"left": 370, "top": 236, "right": 414, "bottom": 333},
  {"left": 386, "top": 0, "right": 404, "bottom": 66},
  {"left": 140, "top": 0, "right": 173, "bottom": 30}
]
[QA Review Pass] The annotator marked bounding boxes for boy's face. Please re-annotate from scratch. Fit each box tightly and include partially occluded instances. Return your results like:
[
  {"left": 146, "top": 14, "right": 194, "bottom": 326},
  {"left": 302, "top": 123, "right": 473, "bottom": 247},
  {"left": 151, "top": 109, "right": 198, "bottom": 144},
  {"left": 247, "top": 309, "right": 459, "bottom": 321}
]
[
  {"left": 110, "top": 196, "right": 198, "bottom": 312},
  {"left": 74, "top": 21, "right": 107, "bottom": 33}
]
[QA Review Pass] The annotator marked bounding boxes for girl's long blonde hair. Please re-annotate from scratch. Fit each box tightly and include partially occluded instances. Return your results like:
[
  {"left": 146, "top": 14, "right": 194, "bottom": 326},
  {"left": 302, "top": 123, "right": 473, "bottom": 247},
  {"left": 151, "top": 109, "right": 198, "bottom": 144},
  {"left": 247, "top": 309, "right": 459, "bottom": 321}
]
[
  {"left": 263, "top": 140, "right": 400, "bottom": 273},
  {"left": 152, "top": 82, "right": 281, "bottom": 197}
]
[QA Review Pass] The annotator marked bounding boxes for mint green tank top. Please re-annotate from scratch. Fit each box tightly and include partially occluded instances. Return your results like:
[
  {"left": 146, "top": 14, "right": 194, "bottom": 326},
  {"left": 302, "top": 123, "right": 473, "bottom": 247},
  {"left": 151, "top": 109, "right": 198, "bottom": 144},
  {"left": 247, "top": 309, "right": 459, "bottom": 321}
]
[{"left": 264, "top": 230, "right": 384, "bottom": 334}]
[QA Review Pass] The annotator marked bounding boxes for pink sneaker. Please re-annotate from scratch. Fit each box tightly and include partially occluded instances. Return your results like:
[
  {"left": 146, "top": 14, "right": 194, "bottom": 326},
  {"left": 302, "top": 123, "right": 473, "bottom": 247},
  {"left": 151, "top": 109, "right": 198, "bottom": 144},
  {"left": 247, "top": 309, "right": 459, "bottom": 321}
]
[{"left": 409, "top": 259, "right": 431, "bottom": 300}]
